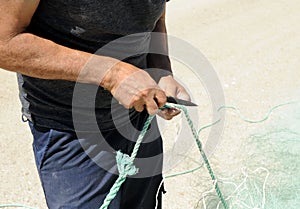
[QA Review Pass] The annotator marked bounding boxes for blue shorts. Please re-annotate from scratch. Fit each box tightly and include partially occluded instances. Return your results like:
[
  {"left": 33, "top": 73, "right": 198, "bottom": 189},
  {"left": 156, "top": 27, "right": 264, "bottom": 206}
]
[{"left": 29, "top": 112, "right": 164, "bottom": 209}]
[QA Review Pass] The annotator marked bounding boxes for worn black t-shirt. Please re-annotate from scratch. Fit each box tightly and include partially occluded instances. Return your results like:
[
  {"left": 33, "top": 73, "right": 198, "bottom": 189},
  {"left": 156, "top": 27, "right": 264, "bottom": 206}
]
[{"left": 18, "top": 0, "right": 166, "bottom": 131}]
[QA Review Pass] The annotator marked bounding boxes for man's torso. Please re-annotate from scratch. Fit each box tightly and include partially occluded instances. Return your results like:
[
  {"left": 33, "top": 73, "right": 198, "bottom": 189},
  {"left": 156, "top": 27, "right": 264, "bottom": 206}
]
[{"left": 18, "top": 0, "right": 165, "bottom": 131}]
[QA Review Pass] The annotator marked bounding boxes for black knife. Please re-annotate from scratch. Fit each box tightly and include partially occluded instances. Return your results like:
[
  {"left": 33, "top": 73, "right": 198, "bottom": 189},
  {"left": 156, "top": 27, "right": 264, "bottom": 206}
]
[{"left": 166, "top": 96, "right": 197, "bottom": 106}]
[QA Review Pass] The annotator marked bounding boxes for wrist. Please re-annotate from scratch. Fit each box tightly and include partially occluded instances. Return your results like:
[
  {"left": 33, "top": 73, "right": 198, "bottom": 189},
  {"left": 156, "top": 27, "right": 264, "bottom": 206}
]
[
  {"left": 146, "top": 67, "right": 173, "bottom": 83},
  {"left": 147, "top": 54, "right": 172, "bottom": 72},
  {"left": 77, "top": 55, "right": 120, "bottom": 87},
  {"left": 100, "top": 61, "right": 139, "bottom": 92}
]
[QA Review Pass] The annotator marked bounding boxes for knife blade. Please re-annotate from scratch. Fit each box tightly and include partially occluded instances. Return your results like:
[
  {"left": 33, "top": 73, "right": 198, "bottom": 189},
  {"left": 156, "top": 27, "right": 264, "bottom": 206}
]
[{"left": 166, "top": 96, "right": 197, "bottom": 106}]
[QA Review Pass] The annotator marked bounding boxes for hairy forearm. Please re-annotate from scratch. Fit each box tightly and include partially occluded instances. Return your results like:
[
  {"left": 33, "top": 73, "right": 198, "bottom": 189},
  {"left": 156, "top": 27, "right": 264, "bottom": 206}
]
[{"left": 0, "top": 32, "right": 118, "bottom": 85}]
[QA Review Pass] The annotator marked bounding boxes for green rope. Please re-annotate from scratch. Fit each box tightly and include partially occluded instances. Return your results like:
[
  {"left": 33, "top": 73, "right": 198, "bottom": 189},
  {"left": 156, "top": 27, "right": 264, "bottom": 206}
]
[
  {"left": 165, "top": 101, "right": 299, "bottom": 179},
  {"left": 99, "top": 103, "right": 229, "bottom": 209},
  {"left": 99, "top": 115, "right": 155, "bottom": 209},
  {"left": 218, "top": 101, "right": 299, "bottom": 123},
  {"left": 164, "top": 104, "right": 229, "bottom": 209}
]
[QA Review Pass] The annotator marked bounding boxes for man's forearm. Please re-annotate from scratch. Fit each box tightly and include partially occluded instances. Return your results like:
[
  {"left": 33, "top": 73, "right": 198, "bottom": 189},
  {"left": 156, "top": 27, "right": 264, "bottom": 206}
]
[
  {"left": 147, "top": 9, "right": 172, "bottom": 75},
  {"left": 0, "top": 32, "right": 118, "bottom": 86}
]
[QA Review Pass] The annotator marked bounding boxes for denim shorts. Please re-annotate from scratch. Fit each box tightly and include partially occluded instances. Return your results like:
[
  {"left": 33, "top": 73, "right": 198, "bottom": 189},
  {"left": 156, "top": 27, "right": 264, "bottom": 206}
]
[{"left": 29, "top": 111, "right": 164, "bottom": 209}]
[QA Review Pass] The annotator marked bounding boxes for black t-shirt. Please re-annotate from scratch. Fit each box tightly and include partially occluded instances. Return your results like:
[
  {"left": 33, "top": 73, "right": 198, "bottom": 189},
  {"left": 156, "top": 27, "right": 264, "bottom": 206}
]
[{"left": 18, "top": 0, "right": 166, "bottom": 131}]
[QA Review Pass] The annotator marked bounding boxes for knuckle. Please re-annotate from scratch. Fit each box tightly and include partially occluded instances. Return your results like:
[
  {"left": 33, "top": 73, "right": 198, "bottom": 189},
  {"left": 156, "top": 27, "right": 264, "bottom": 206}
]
[
  {"left": 129, "top": 95, "right": 140, "bottom": 104},
  {"left": 140, "top": 90, "right": 149, "bottom": 98}
]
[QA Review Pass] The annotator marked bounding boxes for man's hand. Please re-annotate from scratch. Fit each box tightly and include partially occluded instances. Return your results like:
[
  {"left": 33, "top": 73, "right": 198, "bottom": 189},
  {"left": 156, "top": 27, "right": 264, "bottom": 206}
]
[
  {"left": 101, "top": 62, "right": 167, "bottom": 115},
  {"left": 157, "top": 75, "right": 191, "bottom": 120}
]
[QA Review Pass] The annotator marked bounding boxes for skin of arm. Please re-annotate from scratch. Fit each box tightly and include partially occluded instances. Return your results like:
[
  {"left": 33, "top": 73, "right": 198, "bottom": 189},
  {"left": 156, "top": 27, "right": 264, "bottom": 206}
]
[
  {"left": 0, "top": 0, "right": 167, "bottom": 115},
  {"left": 147, "top": 9, "right": 172, "bottom": 74}
]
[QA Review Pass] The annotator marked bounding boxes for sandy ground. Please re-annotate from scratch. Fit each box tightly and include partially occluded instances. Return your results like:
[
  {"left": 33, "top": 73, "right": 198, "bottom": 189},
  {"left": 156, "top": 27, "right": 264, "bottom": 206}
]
[{"left": 0, "top": 0, "right": 299, "bottom": 208}]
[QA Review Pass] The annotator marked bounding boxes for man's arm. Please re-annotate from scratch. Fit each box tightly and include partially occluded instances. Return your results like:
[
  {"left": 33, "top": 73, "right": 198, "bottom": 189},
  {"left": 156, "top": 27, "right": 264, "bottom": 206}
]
[
  {"left": 147, "top": 7, "right": 191, "bottom": 119},
  {"left": 147, "top": 9, "right": 172, "bottom": 80},
  {"left": 148, "top": 6, "right": 191, "bottom": 119},
  {"left": 0, "top": 0, "right": 166, "bottom": 115},
  {"left": 0, "top": 0, "right": 100, "bottom": 83}
]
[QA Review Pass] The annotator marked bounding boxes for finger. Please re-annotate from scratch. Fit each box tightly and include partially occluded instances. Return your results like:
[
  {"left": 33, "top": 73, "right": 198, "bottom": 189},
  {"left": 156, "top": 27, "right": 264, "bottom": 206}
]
[
  {"left": 145, "top": 95, "right": 160, "bottom": 115},
  {"left": 146, "top": 102, "right": 159, "bottom": 115},
  {"left": 176, "top": 89, "right": 191, "bottom": 101},
  {"left": 164, "top": 86, "right": 177, "bottom": 97},
  {"left": 154, "top": 89, "right": 167, "bottom": 108},
  {"left": 129, "top": 94, "right": 146, "bottom": 112},
  {"left": 167, "top": 108, "right": 181, "bottom": 116},
  {"left": 157, "top": 110, "right": 172, "bottom": 120},
  {"left": 134, "top": 103, "right": 145, "bottom": 112},
  {"left": 164, "top": 108, "right": 181, "bottom": 118},
  {"left": 158, "top": 108, "right": 181, "bottom": 120}
]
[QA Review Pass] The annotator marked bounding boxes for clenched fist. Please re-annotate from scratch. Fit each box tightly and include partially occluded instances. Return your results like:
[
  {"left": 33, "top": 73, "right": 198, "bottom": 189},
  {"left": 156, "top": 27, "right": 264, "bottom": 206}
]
[{"left": 101, "top": 61, "right": 167, "bottom": 115}]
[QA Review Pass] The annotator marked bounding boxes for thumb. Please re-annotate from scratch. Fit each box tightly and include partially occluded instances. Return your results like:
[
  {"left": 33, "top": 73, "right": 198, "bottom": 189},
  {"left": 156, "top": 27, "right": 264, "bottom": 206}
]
[{"left": 176, "top": 89, "right": 191, "bottom": 101}]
